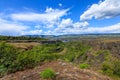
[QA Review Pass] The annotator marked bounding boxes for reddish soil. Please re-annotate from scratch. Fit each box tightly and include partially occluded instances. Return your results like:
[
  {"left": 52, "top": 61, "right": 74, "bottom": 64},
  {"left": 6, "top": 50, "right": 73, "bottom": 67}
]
[{"left": 0, "top": 60, "right": 111, "bottom": 80}]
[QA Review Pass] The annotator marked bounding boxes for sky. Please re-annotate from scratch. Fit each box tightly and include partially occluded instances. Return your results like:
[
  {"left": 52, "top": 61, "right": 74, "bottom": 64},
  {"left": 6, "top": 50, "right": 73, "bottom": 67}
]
[{"left": 0, "top": 0, "right": 120, "bottom": 36}]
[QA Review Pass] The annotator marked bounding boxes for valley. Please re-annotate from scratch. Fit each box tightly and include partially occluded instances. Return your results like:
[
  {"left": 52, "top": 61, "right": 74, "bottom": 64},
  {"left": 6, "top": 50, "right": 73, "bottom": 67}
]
[{"left": 0, "top": 35, "right": 120, "bottom": 80}]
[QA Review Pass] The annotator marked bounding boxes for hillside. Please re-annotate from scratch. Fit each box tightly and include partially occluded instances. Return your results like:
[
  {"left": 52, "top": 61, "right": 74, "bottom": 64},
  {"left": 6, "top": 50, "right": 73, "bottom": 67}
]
[
  {"left": 0, "top": 61, "right": 111, "bottom": 80},
  {"left": 0, "top": 38, "right": 120, "bottom": 80}
]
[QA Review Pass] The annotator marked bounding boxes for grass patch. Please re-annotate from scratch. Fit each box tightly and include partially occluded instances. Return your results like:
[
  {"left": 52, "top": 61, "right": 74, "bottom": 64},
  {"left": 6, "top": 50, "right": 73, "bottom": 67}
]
[
  {"left": 101, "top": 57, "right": 120, "bottom": 77},
  {"left": 79, "top": 63, "right": 90, "bottom": 69},
  {"left": 40, "top": 68, "right": 56, "bottom": 79}
]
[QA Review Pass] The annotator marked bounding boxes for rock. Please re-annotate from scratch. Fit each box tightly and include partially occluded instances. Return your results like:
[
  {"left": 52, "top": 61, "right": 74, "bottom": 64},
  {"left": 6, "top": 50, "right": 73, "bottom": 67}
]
[
  {"left": 56, "top": 72, "right": 60, "bottom": 75},
  {"left": 61, "top": 63, "right": 66, "bottom": 66}
]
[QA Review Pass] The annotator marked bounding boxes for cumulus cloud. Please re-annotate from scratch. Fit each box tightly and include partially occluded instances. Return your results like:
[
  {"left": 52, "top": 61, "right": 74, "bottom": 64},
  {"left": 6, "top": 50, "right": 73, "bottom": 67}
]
[
  {"left": 10, "top": 7, "right": 69, "bottom": 29},
  {"left": 59, "top": 18, "right": 89, "bottom": 28},
  {"left": 84, "top": 23, "right": 120, "bottom": 33},
  {"left": 58, "top": 3, "right": 62, "bottom": 7},
  {"left": 0, "top": 18, "right": 28, "bottom": 36},
  {"left": 80, "top": 0, "right": 120, "bottom": 20},
  {"left": 1, "top": 6, "right": 119, "bottom": 35},
  {"left": 0, "top": 18, "right": 44, "bottom": 35},
  {"left": 54, "top": 18, "right": 89, "bottom": 34},
  {"left": 34, "top": 25, "right": 41, "bottom": 29},
  {"left": 0, "top": 7, "right": 70, "bottom": 35},
  {"left": 11, "top": 7, "right": 68, "bottom": 22},
  {"left": 58, "top": 18, "right": 73, "bottom": 28},
  {"left": 23, "top": 29, "right": 43, "bottom": 35},
  {"left": 0, "top": 7, "right": 92, "bottom": 35},
  {"left": 52, "top": 22, "right": 120, "bottom": 34}
]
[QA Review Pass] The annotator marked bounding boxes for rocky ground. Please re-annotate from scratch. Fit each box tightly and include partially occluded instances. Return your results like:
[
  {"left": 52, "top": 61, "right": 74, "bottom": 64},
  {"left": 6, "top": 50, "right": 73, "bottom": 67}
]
[{"left": 0, "top": 60, "right": 111, "bottom": 80}]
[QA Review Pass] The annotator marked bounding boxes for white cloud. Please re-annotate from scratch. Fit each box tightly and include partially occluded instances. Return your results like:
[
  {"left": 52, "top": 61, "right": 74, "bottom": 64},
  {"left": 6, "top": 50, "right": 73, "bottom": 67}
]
[
  {"left": 34, "top": 25, "right": 41, "bottom": 29},
  {"left": 58, "top": 18, "right": 73, "bottom": 28},
  {"left": 80, "top": 0, "right": 120, "bottom": 20},
  {"left": 0, "top": 18, "right": 44, "bottom": 35},
  {"left": 84, "top": 23, "right": 120, "bottom": 33},
  {"left": 10, "top": 7, "right": 69, "bottom": 29},
  {"left": 53, "top": 22, "right": 120, "bottom": 34},
  {"left": 58, "top": 3, "right": 62, "bottom": 7},
  {"left": 73, "top": 21, "right": 89, "bottom": 28},
  {"left": 23, "top": 29, "right": 42, "bottom": 35},
  {"left": 54, "top": 18, "right": 89, "bottom": 34},
  {"left": 1, "top": 6, "right": 119, "bottom": 36},
  {"left": 59, "top": 18, "right": 89, "bottom": 29},
  {"left": 0, "top": 18, "right": 28, "bottom": 36},
  {"left": 11, "top": 7, "right": 69, "bottom": 23},
  {"left": 0, "top": 7, "right": 71, "bottom": 35},
  {"left": 0, "top": 17, "right": 119, "bottom": 35},
  {"left": 44, "top": 30, "right": 53, "bottom": 35}
]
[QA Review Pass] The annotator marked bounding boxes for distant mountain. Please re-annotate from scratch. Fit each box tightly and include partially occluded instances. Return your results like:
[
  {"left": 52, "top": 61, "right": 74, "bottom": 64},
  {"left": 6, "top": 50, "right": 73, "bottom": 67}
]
[
  {"left": 24, "top": 33, "right": 120, "bottom": 40},
  {"left": 24, "top": 35, "right": 57, "bottom": 38}
]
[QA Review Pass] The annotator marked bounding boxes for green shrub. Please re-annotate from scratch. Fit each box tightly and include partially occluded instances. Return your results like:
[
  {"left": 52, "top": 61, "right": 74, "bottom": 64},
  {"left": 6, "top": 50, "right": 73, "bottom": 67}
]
[
  {"left": 102, "top": 62, "right": 113, "bottom": 76},
  {"left": 40, "top": 68, "right": 56, "bottom": 79},
  {"left": 79, "top": 63, "right": 90, "bottom": 69},
  {"left": 113, "top": 60, "right": 120, "bottom": 76},
  {"left": 0, "top": 42, "right": 18, "bottom": 76},
  {"left": 63, "top": 53, "right": 75, "bottom": 62},
  {"left": 0, "top": 65, "right": 7, "bottom": 77},
  {"left": 62, "top": 42, "right": 90, "bottom": 62},
  {"left": 101, "top": 58, "right": 120, "bottom": 77},
  {"left": 94, "top": 50, "right": 109, "bottom": 57}
]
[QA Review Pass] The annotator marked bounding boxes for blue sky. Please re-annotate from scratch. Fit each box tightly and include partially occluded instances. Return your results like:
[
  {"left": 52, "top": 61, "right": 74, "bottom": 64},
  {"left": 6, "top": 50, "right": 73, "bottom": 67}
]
[{"left": 0, "top": 0, "right": 120, "bottom": 35}]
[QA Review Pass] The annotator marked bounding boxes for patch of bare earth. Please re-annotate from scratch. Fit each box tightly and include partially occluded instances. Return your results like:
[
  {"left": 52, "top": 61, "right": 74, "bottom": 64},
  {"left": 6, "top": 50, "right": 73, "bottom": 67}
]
[{"left": 0, "top": 61, "right": 111, "bottom": 80}]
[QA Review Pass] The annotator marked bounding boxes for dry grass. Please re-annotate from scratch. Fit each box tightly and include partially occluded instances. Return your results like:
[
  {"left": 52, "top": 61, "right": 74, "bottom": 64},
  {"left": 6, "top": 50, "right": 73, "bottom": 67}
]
[
  {"left": 8, "top": 42, "right": 40, "bottom": 50},
  {"left": 102, "top": 39, "right": 120, "bottom": 43}
]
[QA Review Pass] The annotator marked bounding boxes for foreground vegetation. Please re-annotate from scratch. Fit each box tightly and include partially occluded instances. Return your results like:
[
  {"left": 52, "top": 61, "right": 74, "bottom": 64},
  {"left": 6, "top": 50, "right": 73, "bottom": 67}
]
[{"left": 0, "top": 41, "right": 120, "bottom": 79}]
